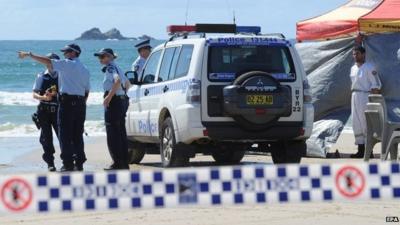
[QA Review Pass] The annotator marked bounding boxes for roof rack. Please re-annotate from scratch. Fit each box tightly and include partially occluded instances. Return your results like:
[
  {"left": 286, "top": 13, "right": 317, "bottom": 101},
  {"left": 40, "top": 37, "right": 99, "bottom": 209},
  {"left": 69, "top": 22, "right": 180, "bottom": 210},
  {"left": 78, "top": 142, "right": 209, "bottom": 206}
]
[
  {"left": 166, "top": 24, "right": 263, "bottom": 42},
  {"left": 261, "top": 33, "right": 286, "bottom": 39}
]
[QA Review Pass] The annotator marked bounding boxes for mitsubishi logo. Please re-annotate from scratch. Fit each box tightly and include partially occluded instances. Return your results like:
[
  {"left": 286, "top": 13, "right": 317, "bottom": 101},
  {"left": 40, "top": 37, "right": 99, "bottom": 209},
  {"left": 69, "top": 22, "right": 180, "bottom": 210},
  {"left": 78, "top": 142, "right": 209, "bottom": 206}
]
[{"left": 256, "top": 79, "right": 264, "bottom": 88}]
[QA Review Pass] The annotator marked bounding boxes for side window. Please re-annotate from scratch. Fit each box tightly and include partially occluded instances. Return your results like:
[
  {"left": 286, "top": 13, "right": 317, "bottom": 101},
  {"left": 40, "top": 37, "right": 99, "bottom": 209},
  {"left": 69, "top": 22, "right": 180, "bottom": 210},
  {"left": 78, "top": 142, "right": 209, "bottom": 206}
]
[
  {"left": 141, "top": 50, "right": 162, "bottom": 84},
  {"left": 158, "top": 47, "right": 177, "bottom": 82},
  {"left": 169, "top": 47, "right": 181, "bottom": 79},
  {"left": 174, "top": 45, "right": 194, "bottom": 79}
]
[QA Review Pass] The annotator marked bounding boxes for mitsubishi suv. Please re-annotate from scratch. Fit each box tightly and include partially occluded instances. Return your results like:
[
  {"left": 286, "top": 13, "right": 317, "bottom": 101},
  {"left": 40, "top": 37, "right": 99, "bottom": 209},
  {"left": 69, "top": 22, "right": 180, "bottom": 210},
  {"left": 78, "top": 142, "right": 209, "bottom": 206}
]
[{"left": 125, "top": 24, "right": 314, "bottom": 167}]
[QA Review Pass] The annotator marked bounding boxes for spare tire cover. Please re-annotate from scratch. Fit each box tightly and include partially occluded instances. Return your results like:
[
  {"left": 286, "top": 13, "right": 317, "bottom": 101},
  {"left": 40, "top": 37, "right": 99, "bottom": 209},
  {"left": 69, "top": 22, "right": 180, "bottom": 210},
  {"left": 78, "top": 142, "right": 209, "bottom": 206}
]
[{"left": 223, "top": 71, "right": 291, "bottom": 131}]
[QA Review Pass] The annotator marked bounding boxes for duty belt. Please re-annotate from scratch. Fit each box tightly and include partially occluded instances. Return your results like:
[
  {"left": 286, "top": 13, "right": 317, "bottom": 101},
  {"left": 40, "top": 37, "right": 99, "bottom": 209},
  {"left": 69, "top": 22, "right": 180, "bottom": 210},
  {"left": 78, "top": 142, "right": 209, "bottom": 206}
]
[
  {"left": 59, "top": 94, "right": 85, "bottom": 102},
  {"left": 351, "top": 89, "right": 370, "bottom": 93},
  {"left": 38, "top": 104, "right": 58, "bottom": 113},
  {"left": 104, "top": 92, "right": 128, "bottom": 100}
]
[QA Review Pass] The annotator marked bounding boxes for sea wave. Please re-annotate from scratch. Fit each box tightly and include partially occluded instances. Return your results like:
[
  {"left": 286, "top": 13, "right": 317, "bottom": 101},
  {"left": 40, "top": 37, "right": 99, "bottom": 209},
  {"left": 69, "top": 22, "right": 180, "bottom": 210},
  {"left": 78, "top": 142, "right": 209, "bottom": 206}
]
[
  {"left": 0, "top": 120, "right": 106, "bottom": 137},
  {"left": 0, "top": 91, "right": 104, "bottom": 106}
]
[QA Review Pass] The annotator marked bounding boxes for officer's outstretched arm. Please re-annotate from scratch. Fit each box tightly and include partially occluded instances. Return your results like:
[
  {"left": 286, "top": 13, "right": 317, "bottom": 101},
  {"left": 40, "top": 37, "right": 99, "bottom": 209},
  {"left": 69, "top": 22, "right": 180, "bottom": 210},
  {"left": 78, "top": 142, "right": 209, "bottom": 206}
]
[{"left": 18, "top": 51, "right": 53, "bottom": 71}]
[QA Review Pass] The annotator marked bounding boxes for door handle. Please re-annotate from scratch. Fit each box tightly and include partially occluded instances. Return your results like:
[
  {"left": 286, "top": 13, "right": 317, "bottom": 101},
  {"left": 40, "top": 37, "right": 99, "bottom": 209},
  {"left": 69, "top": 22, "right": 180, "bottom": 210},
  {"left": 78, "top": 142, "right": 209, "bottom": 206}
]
[
  {"left": 144, "top": 89, "right": 149, "bottom": 96},
  {"left": 163, "top": 86, "right": 169, "bottom": 93}
]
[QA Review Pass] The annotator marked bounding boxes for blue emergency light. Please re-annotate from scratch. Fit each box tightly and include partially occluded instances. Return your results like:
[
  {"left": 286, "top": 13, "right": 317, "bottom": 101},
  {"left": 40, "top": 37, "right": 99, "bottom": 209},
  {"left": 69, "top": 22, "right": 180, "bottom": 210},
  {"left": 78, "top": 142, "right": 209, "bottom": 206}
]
[
  {"left": 167, "top": 24, "right": 261, "bottom": 35},
  {"left": 236, "top": 26, "right": 261, "bottom": 34}
]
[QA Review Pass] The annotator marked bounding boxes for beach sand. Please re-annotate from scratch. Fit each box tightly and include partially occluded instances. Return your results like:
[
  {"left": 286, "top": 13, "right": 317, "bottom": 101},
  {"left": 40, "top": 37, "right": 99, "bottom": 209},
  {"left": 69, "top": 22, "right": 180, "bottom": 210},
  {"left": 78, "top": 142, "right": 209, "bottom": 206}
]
[{"left": 0, "top": 133, "right": 398, "bottom": 225}]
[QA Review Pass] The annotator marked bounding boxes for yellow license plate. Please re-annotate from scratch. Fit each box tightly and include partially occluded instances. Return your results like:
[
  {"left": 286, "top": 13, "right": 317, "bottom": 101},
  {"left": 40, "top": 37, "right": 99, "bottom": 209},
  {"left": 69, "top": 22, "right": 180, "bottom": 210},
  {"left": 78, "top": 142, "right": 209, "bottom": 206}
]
[{"left": 246, "top": 95, "right": 273, "bottom": 105}]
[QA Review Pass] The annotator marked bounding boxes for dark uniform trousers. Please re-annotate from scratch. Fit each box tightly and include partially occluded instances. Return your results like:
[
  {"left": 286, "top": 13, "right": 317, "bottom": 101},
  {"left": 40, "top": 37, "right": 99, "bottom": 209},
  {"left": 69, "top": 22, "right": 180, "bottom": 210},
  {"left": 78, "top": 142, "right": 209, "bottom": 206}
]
[
  {"left": 58, "top": 95, "right": 87, "bottom": 166},
  {"left": 105, "top": 94, "right": 129, "bottom": 166},
  {"left": 37, "top": 103, "right": 58, "bottom": 164}
]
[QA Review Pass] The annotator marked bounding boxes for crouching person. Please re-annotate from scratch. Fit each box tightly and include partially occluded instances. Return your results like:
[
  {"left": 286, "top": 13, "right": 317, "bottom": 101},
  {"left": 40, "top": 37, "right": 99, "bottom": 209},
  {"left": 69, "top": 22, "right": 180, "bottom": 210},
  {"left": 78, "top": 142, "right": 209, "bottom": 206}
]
[{"left": 94, "top": 48, "right": 130, "bottom": 170}]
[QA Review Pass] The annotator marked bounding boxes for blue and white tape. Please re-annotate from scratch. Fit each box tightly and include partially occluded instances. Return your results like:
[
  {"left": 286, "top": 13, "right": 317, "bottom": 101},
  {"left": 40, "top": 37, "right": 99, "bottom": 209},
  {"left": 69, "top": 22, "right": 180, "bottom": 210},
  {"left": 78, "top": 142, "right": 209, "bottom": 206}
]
[{"left": 0, "top": 162, "right": 399, "bottom": 214}]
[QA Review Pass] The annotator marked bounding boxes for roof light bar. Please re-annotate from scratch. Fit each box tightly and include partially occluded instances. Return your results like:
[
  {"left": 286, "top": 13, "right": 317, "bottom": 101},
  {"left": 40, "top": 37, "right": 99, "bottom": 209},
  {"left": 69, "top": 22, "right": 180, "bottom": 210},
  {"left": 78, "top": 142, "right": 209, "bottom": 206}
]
[
  {"left": 167, "top": 24, "right": 262, "bottom": 35},
  {"left": 196, "top": 24, "right": 236, "bottom": 33}
]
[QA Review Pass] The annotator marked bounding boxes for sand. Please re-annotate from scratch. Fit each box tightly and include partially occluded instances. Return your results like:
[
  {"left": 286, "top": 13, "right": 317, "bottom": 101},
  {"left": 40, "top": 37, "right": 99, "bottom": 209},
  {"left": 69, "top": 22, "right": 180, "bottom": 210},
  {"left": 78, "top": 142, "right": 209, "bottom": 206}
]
[{"left": 0, "top": 133, "right": 398, "bottom": 225}]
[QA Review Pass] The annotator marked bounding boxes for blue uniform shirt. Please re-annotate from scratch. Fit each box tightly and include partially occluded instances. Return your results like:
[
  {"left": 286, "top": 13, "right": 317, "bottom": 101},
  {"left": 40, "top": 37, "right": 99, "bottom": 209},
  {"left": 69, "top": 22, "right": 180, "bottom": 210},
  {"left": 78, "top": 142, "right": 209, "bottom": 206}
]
[
  {"left": 32, "top": 70, "right": 58, "bottom": 92},
  {"left": 103, "top": 62, "right": 128, "bottom": 96},
  {"left": 131, "top": 56, "right": 146, "bottom": 76},
  {"left": 51, "top": 58, "right": 90, "bottom": 96}
]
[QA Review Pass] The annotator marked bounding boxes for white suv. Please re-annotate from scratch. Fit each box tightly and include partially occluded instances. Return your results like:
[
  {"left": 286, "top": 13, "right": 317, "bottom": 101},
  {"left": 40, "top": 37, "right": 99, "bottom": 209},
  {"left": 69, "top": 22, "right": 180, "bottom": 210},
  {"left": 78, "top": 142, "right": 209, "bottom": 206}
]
[{"left": 125, "top": 24, "right": 314, "bottom": 167}]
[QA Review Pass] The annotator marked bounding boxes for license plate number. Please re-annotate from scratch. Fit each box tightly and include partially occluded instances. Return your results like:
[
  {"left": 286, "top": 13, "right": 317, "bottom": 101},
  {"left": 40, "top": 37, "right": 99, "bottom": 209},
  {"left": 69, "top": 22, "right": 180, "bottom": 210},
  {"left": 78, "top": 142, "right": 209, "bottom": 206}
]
[{"left": 246, "top": 95, "right": 273, "bottom": 105}]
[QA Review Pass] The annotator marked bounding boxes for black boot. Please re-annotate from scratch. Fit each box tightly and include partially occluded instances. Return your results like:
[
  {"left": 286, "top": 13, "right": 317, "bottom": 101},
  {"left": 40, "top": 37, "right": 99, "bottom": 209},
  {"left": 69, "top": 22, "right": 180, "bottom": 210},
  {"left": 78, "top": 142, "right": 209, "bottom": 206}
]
[
  {"left": 60, "top": 164, "right": 74, "bottom": 172},
  {"left": 74, "top": 163, "right": 84, "bottom": 171},
  {"left": 350, "top": 144, "right": 373, "bottom": 159},
  {"left": 104, "top": 163, "right": 119, "bottom": 171},
  {"left": 351, "top": 145, "right": 365, "bottom": 158},
  {"left": 47, "top": 162, "right": 56, "bottom": 172}
]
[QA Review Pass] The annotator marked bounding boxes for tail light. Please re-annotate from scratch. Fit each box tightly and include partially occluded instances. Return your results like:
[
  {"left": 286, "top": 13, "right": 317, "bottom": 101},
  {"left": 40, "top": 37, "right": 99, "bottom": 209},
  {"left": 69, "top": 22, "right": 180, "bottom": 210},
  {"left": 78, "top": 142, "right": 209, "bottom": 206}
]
[
  {"left": 187, "top": 80, "right": 201, "bottom": 103},
  {"left": 303, "top": 79, "right": 313, "bottom": 103}
]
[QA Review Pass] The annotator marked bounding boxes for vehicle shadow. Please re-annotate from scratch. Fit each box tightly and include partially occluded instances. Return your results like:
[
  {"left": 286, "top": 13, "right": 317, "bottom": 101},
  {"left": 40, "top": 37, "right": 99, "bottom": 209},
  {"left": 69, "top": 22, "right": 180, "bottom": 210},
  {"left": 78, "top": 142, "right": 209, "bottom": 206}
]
[{"left": 139, "top": 160, "right": 273, "bottom": 169}]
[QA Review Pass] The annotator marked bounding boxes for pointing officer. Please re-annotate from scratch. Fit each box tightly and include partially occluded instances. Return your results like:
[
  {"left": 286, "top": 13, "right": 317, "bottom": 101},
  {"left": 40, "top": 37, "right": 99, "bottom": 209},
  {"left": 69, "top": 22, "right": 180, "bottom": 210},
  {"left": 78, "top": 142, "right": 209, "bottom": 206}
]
[
  {"left": 32, "top": 53, "right": 60, "bottom": 172},
  {"left": 94, "top": 48, "right": 130, "bottom": 170},
  {"left": 131, "top": 39, "right": 152, "bottom": 77},
  {"left": 18, "top": 44, "right": 91, "bottom": 172}
]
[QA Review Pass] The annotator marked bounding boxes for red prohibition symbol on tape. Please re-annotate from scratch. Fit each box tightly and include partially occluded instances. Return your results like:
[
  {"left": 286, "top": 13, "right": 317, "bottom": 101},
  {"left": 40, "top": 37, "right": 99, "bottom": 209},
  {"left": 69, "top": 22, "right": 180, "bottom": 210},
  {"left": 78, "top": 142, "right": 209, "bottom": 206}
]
[
  {"left": 335, "top": 166, "right": 366, "bottom": 198},
  {"left": 1, "top": 178, "right": 33, "bottom": 212}
]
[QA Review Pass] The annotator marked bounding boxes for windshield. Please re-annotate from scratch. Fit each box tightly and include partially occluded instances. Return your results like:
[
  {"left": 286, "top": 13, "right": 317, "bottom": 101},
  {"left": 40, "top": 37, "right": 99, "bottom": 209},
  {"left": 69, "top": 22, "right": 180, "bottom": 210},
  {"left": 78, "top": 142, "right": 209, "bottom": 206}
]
[{"left": 208, "top": 45, "right": 296, "bottom": 82}]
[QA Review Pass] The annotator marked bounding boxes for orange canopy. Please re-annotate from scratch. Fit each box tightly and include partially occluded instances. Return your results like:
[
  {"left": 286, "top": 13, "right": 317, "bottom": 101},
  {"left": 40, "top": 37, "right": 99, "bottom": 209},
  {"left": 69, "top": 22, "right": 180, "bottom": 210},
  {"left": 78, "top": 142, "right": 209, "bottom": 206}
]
[
  {"left": 297, "top": 0, "right": 400, "bottom": 41},
  {"left": 359, "top": 0, "right": 400, "bottom": 33}
]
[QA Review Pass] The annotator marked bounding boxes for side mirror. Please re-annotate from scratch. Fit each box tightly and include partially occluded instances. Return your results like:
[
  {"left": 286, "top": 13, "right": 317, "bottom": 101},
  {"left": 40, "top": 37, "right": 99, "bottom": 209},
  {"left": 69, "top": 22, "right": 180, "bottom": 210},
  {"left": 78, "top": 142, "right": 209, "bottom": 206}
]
[{"left": 125, "top": 71, "right": 140, "bottom": 85}]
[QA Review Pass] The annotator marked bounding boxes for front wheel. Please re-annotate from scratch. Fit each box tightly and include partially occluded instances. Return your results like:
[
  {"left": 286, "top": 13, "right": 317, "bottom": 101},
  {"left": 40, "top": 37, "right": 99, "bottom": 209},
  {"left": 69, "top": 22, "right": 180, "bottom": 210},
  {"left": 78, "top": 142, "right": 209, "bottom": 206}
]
[
  {"left": 160, "top": 117, "right": 189, "bottom": 167},
  {"left": 270, "top": 141, "right": 306, "bottom": 164}
]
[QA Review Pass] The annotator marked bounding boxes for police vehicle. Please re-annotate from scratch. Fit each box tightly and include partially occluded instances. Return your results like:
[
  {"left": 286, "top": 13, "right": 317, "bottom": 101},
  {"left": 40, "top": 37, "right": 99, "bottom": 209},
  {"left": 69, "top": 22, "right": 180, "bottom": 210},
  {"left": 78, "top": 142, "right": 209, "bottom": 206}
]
[{"left": 125, "top": 24, "right": 314, "bottom": 167}]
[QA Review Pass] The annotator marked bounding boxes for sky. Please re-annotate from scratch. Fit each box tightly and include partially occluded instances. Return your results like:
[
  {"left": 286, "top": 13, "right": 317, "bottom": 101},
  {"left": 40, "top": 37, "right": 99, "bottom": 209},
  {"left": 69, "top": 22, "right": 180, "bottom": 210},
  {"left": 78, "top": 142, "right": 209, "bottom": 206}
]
[{"left": 0, "top": 0, "right": 348, "bottom": 40}]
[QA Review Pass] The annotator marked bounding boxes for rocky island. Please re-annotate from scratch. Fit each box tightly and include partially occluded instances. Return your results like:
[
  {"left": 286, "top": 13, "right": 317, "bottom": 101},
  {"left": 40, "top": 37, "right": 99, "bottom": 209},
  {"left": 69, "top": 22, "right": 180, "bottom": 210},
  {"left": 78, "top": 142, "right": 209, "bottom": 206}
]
[{"left": 76, "top": 28, "right": 154, "bottom": 40}]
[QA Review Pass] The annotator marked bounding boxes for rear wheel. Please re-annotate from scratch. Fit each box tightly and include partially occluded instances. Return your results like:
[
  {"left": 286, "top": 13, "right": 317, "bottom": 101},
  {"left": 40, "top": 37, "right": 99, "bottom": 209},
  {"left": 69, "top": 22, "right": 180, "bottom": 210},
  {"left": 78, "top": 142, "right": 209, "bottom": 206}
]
[
  {"left": 128, "top": 141, "right": 146, "bottom": 164},
  {"left": 160, "top": 117, "right": 189, "bottom": 167},
  {"left": 270, "top": 140, "right": 306, "bottom": 164},
  {"left": 211, "top": 145, "right": 246, "bottom": 165}
]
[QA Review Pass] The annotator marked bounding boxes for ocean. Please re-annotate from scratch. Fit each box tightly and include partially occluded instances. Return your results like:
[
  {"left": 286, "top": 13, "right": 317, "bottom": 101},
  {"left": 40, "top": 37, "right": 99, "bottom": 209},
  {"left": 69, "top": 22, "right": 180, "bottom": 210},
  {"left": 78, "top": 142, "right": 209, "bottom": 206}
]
[{"left": 0, "top": 40, "right": 163, "bottom": 163}]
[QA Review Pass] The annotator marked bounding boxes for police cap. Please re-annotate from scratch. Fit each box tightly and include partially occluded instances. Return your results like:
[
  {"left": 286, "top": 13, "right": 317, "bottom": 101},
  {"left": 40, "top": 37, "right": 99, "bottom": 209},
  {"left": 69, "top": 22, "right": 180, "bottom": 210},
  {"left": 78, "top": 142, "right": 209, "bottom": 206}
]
[
  {"left": 61, "top": 44, "right": 82, "bottom": 55},
  {"left": 134, "top": 39, "right": 151, "bottom": 51},
  {"left": 94, "top": 48, "right": 117, "bottom": 58}
]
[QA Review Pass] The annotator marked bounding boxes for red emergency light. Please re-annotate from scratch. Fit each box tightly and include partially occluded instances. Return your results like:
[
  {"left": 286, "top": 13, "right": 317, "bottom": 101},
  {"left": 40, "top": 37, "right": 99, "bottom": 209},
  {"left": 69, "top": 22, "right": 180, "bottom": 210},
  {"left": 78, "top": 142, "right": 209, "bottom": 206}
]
[{"left": 167, "top": 25, "right": 196, "bottom": 34}]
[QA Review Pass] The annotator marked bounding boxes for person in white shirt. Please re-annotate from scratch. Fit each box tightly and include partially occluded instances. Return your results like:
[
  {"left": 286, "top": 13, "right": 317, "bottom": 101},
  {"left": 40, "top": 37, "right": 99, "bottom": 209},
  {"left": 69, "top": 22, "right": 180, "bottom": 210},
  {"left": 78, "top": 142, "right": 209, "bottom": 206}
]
[{"left": 350, "top": 46, "right": 382, "bottom": 158}]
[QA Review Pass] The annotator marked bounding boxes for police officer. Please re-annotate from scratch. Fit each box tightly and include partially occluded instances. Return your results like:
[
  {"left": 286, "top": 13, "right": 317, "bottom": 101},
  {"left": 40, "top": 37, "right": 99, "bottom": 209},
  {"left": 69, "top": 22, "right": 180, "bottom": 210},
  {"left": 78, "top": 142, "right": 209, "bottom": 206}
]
[
  {"left": 131, "top": 39, "right": 152, "bottom": 77},
  {"left": 19, "top": 44, "right": 91, "bottom": 172},
  {"left": 94, "top": 48, "right": 130, "bottom": 170},
  {"left": 32, "top": 53, "right": 60, "bottom": 172}
]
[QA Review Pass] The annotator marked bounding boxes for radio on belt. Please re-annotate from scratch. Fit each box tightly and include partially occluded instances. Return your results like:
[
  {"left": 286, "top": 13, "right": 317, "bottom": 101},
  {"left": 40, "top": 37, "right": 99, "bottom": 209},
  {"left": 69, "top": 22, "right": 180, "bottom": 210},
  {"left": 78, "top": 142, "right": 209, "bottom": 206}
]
[{"left": 167, "top": 24, "right": 261, "bottom": 35}]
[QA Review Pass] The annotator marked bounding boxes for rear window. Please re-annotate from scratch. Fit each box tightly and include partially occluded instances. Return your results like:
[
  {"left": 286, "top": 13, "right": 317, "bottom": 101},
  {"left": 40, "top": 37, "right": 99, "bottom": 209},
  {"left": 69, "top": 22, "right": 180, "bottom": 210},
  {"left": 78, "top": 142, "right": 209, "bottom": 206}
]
[{"left": 208, "top": 46, "right": 296, "bottom": 82}]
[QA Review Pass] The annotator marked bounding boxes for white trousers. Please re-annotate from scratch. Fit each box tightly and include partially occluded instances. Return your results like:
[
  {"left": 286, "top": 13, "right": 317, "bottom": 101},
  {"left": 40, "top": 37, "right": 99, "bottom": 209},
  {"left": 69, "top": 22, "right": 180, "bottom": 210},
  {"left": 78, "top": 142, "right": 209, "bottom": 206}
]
[{"left": 351, "top": 92, "right": 369, "bottom": 145}]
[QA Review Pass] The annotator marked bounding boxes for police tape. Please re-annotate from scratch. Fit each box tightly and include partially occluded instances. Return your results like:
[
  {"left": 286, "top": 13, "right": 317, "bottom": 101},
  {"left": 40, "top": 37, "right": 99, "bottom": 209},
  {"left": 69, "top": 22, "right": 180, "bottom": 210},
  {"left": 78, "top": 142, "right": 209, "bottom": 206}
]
[{"left": 0, "top": 162, "right": 399, "bottom": 214}]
